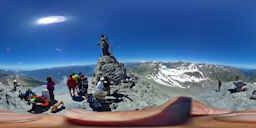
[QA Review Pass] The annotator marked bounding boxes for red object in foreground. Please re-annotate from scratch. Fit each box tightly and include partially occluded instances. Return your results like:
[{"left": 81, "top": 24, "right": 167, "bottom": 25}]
[
  {"left": 65, "top": 97, "right": 191, "bottom": 126},
  {"left": 1, "top": 97, "right": 256, "bottom": 128}
]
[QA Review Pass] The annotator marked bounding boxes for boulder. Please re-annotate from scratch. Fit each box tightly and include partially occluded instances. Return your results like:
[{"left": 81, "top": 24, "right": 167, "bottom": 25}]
[{"left": 92, "top": 56, "right": 126, "bottom": 85}]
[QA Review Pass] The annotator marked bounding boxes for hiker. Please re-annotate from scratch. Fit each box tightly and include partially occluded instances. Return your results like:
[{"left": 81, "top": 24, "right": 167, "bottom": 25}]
[
  {"left": 217, "top": 79, "right": 222, "bottom": 92},
  {"left": 78, "top": 72, "right": 83, "bottom": 84},
  {"left": 12, "top": 80, "right": 18, "bottom": 92},
  {"left": 72, "top": 73, "right": 80, "bottom": 86},
  {"left": 67, "top": 74, "right": 77, "bottom": 97},
  {"left": 78, "top": 72, "right": 83, "bottom": 78},
  {"left": 250, "top": 90, "right": 256, "bottom": 100},
  {"left": 77, "top": 72, "right": 83, "bottom": 94},
  {"left": 103, "top": 76, "right": 111, "bottom": 96},
  {"left": 19, "top": 88, "right": 36, "bottom": 101},
  {"left": 46, "top": 77, "right": 55, "bottom": 104},
  {"left": 42, "top": 89, "right": 50, "bottom": 101},
  {"left": 97, "top": 34, "right": 110, "bottom": 56},
  {"left": 78, "top": 75, "right": 89, "bottom": 97},
  {"left": 233, "top": 76, "right": 247, "bottom": 92},
  {"left": 94, "top": 77, "right": 107, "bottom": 100},
  {"left": 28, "top": 90, "right": 50, "bottom": 113},
  {"left": 228, "top": 76, "right": 248, "bottom": 94}
]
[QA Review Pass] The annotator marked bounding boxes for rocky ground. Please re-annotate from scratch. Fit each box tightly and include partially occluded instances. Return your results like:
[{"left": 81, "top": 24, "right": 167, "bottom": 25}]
[
  {"left": 1, "top": 56, "right": 256, "bottom": 114},
  {"left": 0, "top": 84, "right": 31, "bottom": 113},
  {"left": 1, "top": 74, "right": 256, "bottom": 115}
]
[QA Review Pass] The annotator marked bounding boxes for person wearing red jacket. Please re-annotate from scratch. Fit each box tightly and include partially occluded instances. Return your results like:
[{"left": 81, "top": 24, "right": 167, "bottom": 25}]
[
  {"left": 67, "top": 74, "right": 77, "bottom": 97},
  {"left": 28, "top": 96, "right": 49, "bottom": 113}
]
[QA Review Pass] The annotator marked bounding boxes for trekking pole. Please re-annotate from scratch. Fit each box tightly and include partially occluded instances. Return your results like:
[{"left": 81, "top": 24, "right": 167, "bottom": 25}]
[{"left": 110, "top": 41, "right": 113, "bottom": 56}]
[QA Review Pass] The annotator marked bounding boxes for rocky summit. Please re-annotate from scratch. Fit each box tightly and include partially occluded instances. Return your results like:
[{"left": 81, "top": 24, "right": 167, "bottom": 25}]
[
  {"left": 1, "top": 60, "right": 256, "bottom": 114},
  {"left": 92, "top": 56, "right": 127, "bottom": 85}
]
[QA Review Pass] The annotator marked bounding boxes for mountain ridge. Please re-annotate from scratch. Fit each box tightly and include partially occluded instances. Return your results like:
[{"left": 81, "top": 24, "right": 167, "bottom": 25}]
[{"left": 3, "top": 61, "right": 255, "bottom": 88}]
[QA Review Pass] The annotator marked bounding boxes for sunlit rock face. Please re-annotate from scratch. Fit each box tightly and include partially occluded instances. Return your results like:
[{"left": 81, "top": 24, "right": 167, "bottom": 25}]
[{"left": 37, "top": 16, "right": 66, "bottom": 24}]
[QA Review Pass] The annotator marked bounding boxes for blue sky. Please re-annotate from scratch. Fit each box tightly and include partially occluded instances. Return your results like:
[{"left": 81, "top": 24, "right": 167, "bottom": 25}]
[{"left": 1, "top": 0, "right": 256, "bottom": 70}]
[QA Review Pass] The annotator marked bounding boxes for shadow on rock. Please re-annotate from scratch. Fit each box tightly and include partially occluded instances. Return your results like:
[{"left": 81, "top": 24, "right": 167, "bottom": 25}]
[
  {"left": 87, "top": 92, "right": 129, "bottom": 112},
  {"left": 87, "top": 94, "right": 111, "bottom": 112},
  {"left": 72, "top": 96, "right": 85, "bottom": 102},
  {"left": 28, "top": 105, "right": 50, "bottom": 114},
  {"left": 228, "top": 88, "right": 248, "bottom": 94},
  {"left": 87, "top": 90, "right": 134, "bottom": 112},
  {"left": 111, "top": 90, "right": 133, "bottom": 102}
]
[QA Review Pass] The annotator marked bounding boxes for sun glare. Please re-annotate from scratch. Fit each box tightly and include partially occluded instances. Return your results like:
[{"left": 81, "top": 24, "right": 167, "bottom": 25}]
[{"left": 37, "top": 16, "right": 66, "bottom": 24}]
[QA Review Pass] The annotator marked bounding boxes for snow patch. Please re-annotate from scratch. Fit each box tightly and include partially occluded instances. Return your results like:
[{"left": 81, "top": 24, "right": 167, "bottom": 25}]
[{"left": 147, "top": 63, "right": 208, "bottom": 88}]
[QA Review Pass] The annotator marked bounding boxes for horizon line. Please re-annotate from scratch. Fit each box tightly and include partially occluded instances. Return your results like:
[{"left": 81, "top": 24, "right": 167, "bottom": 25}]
[{"left": 1, "top": 60, "right": 256, "bottom": 71}]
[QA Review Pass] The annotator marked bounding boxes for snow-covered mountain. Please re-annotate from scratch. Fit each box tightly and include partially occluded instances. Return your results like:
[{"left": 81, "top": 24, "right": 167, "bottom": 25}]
[
  {"left": 127, "top": 62, "right": 247, "bottom": 88},
  {"left": 146, "top": 63, "right": 208, "bottom": 88}
]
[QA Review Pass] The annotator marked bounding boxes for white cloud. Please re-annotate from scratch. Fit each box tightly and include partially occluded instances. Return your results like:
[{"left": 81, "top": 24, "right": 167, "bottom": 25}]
[
  {"left": 5, "top": 48, "right": 11, "bottom": 52},
  {"left": 37, "top": 16, "right": 67, "bottom": 25},
  {"left": 56, "top": 48, "right": 63, "bottom": 53}
]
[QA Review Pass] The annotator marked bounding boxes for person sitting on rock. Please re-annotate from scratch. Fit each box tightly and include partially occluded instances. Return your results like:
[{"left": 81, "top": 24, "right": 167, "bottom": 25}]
[
  {"left": 67, "top": 74, "right": 77, "bottom": 97},
  {"left": 94, "top": 77, "right": 107, "bottom": 100},
  {"left": 19, "top": 88, "right": 36, "bottom": 101},
  {"left": 42, "top": 89, "right": 50, "bottom": 101},
  {"left": 28, "top": 91, "right": 50, "bottom": 113},
  {"left": 233, "top": 76, "right": 247, "bottom": 92},
  {"left": 103, "top": 76, "right": 111, "bottom": 96}
]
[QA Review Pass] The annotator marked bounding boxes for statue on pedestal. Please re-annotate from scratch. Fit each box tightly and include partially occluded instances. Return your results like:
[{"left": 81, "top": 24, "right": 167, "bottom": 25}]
[{"left": 97, "top": 35, "right": 110, "bottom": 56}]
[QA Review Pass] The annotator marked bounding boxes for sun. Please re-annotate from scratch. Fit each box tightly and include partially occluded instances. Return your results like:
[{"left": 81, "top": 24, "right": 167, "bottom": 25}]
[{"left": 37, "top": 16, "right": 67, "bottom": 25}]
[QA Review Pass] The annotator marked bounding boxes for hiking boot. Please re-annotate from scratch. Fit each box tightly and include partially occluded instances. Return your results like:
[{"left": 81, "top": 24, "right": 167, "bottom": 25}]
[{"left": 27, "top": 109, "right": 34, "bottom": 113}]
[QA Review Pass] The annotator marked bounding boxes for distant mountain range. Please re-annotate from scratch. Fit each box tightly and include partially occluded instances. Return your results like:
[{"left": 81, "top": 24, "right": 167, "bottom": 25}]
[
  {"left": 2, "top": 61, "right": 256, "bottom": 88},
  {"left": 239, "top": 68, "right": 256, "bottom": 81},
  {"left": 125, "top": 61, "right": 255, "bottom": 88},
  {"left": 0, "top": 69, "right": 44, "bottom": 87},
  {"left": 19, "top": 65, "right": 96, "bottom": 83}
]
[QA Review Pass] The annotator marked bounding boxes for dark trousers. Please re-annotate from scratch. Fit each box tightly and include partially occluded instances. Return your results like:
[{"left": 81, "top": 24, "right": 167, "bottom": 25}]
[
  {"left": 79, "top": 85, "right": 88, "bottom": 96},
  {"left": 12, "top": 87, "right": 17, "bottom": 92},
  {"left": 102, "top": 48, "right": 110, "bottom": 56},
  {"left": 47, "top": 88, "right": 55, "bottom": 104},
  {"left": 218, "top": 85, "right": 221, "bottom": 92}
]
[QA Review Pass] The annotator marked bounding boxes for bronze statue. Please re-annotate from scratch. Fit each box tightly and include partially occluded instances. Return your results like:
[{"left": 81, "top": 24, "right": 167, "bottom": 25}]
[{"left": 97, "top": 35, "right": 110, "bottom": 56}]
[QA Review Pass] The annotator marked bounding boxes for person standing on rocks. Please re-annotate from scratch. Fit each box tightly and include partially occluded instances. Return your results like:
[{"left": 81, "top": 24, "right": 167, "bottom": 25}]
[
  {"left": 67, "top": 74, "right": 77, "bottom": 97},
  {"left": 78, "top": 75, "right": 89, "bottom": 97},
  {"left": 97, "top": 34, "right": 110, "bottom": 56},
  {"left": 76, "top": 72, "right": 83, "bottom": 95},
  {"left": 12, "top": 79, "right": 18, "bottom": 92},
  {"left": 46, "top": 77, "right": 55, "bottom": 105},
  {"left": 217, "top": 79, "right": 222, "bottom": 92},
  {"left": 72, "top": 73, "right": 79, "bottom": 85}
]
